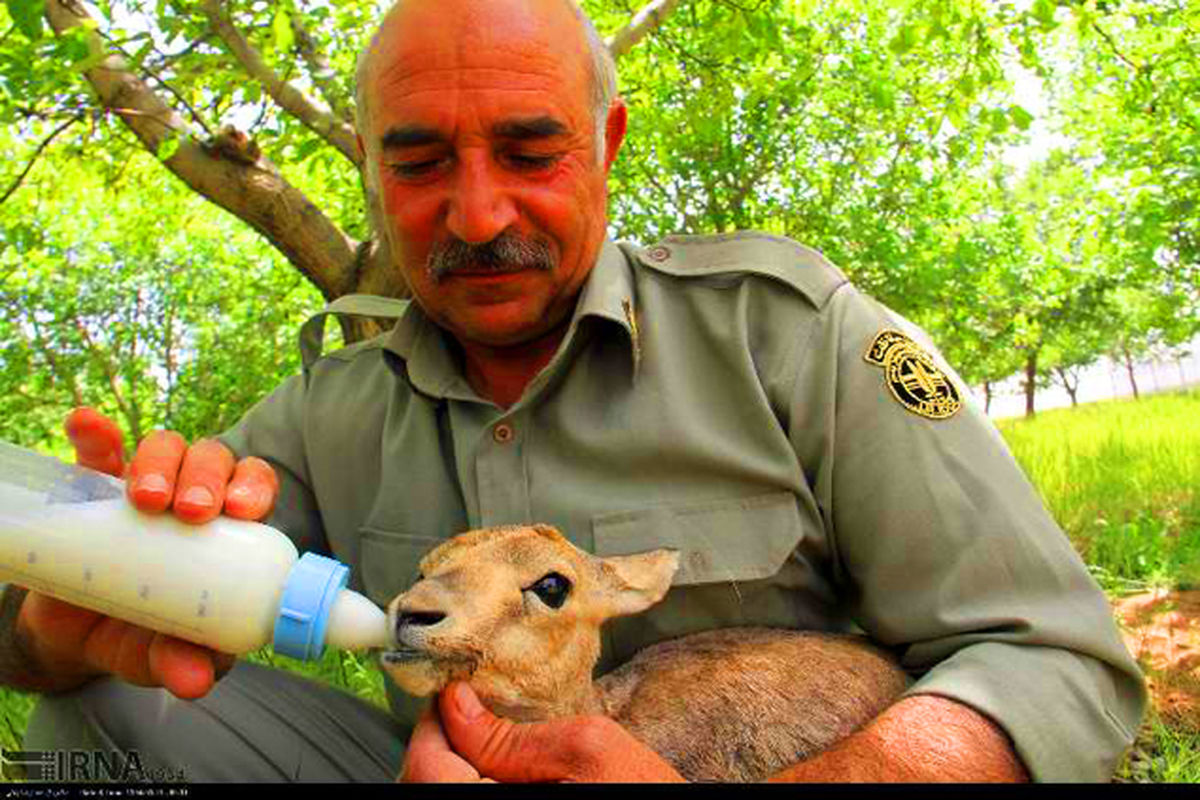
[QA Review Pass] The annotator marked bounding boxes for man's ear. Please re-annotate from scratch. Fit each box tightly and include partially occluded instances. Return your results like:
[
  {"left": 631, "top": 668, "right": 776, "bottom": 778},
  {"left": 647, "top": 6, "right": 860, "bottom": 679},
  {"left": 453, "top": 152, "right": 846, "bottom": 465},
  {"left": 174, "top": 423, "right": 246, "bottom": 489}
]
[
  {"left": 594, "top": 549, "right": 679, "bottom": 619},
  {"left": 602, "top": 99, "right": 628, "bottom": 174}
]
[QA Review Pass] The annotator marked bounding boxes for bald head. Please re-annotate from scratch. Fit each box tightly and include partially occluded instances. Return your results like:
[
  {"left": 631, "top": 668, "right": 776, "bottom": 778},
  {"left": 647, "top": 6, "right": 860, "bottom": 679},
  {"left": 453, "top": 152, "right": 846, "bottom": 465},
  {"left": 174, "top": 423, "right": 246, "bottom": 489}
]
[{"left": 355, "top": 0, "right": 617, "bottom": 163}]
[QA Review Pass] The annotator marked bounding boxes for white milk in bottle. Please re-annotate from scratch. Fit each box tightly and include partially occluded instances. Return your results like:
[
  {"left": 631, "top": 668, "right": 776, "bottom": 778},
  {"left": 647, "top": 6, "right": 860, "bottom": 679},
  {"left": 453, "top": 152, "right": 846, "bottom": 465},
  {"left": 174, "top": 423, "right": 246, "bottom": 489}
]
[{"left": 0, "top": 441, "right": 388, "bottom": 659}]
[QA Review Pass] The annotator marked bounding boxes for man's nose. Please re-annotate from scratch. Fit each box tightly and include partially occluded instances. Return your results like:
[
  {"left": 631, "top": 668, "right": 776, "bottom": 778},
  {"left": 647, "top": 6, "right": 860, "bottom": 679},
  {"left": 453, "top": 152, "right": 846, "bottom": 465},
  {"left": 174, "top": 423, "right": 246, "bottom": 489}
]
[{"left": 446, "top": 156, "right": 518, "bottom": 244}]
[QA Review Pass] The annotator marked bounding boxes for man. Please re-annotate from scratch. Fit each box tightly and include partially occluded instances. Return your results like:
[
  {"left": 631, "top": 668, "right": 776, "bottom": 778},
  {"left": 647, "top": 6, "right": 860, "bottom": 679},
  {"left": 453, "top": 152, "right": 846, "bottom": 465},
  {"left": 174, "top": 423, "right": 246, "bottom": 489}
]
[{"left": 1, "top": 0, "right": 1143, "bottom": 783}]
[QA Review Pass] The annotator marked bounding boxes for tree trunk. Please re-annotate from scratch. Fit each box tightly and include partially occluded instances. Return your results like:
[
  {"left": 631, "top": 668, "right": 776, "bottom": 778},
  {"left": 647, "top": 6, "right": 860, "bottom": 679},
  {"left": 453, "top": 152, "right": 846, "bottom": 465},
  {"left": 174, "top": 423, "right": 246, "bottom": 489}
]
[
  {"left": 1122, "top": 345, "right": 1140, "bottom": 400},
  {"left": 983, "top": 380, "right": 993, "bottom": 415},
  {"left": 1023, "top": 349, "right": 1038, "bottom": 418},
  {"left": 1054, "top": 366, "right": 1079, "bottom": 407}
]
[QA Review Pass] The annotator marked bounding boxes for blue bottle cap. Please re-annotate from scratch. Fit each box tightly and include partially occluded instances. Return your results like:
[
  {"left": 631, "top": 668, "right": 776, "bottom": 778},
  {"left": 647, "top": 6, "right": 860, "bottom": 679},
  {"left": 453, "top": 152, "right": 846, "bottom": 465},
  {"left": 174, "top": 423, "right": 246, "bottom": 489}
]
[{"left": 273, "top": 552, "right": 350, "bottom": 661}]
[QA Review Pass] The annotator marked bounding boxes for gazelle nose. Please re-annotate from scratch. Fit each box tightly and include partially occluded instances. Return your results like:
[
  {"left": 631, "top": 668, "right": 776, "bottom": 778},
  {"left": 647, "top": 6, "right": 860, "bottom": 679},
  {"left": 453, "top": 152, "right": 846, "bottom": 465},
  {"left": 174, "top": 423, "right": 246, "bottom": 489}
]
[{"left": 396, "top": 610, "right": 446, "bottom": 634}]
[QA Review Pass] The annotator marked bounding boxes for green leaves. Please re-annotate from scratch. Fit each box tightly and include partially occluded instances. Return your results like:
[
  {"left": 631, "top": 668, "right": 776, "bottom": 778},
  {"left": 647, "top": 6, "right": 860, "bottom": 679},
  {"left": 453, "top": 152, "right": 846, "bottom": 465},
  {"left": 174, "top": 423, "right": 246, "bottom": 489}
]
[
  {"left": 1009, "top": 105, "right": 1035, "bottom": 131},
  {"left": 1032, "top": 0, "right": 1059, "bottom": 31},
  {"left": 0, "top": 149, "right": 323, "bottom": 449},
  {"left": 0, "top": 0, "right": 1194, "bottom": 439},
  {"left": 155, "top": 132, "right": 182, "bottom": 162},
  {"left": 271, "top": 7, "right": 295, "bottom": 54},
  {"left": 888, "top": 24, "right": 918, "bottom": 56},
  {"left": 6, "top": 0, "right": 44, "bottom": 40}
]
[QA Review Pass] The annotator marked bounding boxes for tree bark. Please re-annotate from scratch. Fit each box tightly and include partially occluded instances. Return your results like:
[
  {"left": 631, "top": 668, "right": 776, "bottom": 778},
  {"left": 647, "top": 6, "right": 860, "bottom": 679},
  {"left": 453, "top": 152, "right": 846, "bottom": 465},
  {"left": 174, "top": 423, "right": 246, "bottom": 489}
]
[
  {"left": 1053, "top": 366, "right": 1079, "bottom": 407},
  {"left": 1023, "top": 349, "right": 1038, "bottom": 418},
  {"left": 43, "top": 0, "right": 409, "bottom": 316},
  {"left": 1122, "top": 345, "right": 1140, "bottom": 400},
  {"left": 608, "top": 0, "right": 687, "bottom": 58},
  {"left": 201, "top": 0, "right": 361, "bottom": 167},
  {"left": 982, "top": 380, "right": 992, "bottom": 415}
]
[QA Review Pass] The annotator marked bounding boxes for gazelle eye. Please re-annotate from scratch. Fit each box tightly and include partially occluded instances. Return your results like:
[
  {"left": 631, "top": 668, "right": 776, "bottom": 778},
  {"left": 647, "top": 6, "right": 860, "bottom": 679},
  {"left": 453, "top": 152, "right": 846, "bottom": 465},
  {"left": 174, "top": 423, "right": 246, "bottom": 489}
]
[{"left": 527, "top": 572, "right": 571, "bottom": 609}]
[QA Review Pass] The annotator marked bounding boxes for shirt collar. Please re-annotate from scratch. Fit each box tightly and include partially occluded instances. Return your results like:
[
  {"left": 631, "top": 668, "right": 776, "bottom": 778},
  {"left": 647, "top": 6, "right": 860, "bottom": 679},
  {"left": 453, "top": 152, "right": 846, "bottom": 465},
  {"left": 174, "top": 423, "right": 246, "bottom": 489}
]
[{"left": 382, "top": 237, "right": 640, "bottom": 400}]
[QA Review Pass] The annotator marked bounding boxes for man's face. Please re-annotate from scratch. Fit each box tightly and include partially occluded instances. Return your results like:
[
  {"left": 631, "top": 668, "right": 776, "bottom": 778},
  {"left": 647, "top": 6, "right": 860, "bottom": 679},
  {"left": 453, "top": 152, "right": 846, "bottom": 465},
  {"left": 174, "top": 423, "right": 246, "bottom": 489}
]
[{"left": 362, "top": 0, "right": 625, "bottom": 349}]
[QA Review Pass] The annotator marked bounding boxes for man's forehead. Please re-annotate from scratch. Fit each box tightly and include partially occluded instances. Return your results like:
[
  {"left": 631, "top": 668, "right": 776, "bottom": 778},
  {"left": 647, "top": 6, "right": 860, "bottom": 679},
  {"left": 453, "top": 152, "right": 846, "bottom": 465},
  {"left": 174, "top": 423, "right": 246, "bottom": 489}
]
[{"left": 368, "top": 0, "right": 589, "bottom": 86}]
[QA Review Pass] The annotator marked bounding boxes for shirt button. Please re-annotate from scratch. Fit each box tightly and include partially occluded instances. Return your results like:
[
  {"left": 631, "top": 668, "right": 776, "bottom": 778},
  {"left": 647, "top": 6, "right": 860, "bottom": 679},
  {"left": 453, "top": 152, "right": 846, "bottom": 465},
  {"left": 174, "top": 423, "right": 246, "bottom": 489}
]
[
  {"left": 492, "top": 423, "right": 515, "bottom": 444},
  {"left": 646, "top": 245, "right": 671, "bottom": 262}
]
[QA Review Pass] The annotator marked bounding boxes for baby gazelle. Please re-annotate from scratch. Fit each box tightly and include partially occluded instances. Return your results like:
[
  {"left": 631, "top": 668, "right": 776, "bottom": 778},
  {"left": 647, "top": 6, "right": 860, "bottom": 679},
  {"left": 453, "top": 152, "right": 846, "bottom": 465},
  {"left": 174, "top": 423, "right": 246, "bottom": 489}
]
[{"left": 382, "top": 524, "right": 908, "bottom": 782}]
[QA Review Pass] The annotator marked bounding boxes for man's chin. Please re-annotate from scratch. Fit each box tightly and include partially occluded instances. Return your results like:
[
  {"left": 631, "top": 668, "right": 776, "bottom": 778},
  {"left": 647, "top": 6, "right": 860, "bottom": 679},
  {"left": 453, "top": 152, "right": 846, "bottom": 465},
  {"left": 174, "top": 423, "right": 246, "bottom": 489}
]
[{"left": 443, "top": 306, "right": 573, "bottom": 351}]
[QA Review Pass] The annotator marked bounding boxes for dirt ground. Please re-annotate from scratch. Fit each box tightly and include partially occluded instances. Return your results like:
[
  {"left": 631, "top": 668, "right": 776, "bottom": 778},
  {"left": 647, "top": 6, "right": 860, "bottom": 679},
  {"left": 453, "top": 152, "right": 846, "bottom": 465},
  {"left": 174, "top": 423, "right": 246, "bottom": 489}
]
[{"left": 1114, "top": 589, "right": 1200, "bottom": 729}]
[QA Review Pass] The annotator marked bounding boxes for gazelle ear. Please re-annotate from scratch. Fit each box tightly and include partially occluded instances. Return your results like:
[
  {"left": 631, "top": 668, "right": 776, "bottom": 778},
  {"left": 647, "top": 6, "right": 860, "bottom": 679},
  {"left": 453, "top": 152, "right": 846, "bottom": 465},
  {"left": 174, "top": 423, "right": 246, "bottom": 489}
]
[{"left": 594, "top": 549, "right": 680, "bottom": 619}]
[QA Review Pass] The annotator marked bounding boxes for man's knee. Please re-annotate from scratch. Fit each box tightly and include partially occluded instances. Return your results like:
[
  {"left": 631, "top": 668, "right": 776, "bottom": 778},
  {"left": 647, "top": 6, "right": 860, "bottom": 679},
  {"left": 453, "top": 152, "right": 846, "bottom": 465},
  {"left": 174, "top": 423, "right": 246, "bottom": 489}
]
[{"left": 23, "top": 663, "right": 407, "bottom": 782}]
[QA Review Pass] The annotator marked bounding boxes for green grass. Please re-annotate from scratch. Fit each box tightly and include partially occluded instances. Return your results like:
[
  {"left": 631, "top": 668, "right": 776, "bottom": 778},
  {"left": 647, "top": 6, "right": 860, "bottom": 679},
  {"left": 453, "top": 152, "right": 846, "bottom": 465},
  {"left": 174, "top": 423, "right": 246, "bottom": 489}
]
[
  {"left": 3, "top": 389, "right": 1198, "bottom": 781},
  {"left": 0, "top": 687, "right": 36, "bottom": 752},
  {"left": 1115, "top": 712, "right": 1200, "bottom": 783},
  {"left": 244, "top": 644, "right": 390, "bottom": 710},
  {"left": 998, "top": 388, "right": 1200, "bottom": 593},
  {"left": 999, "top": 388, "right": 1200, "bottom": 783}
]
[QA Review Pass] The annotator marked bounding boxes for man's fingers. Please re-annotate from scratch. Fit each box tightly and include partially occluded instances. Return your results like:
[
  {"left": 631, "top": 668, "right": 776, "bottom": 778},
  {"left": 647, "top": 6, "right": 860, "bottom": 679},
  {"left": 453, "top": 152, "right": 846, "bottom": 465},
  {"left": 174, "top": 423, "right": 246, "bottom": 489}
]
[
  {"left": 147, "top": 635, "right": 219, "bottom": 700},
  {"left": 172, "top": 439, "right": 236, "bottom": 524},
  {"left": 438, "top": 683, "right": 685, "bottom": 783},
  {"left": 438, "top": 683, "right": 563, "bottom": 782},
  {"left": 222, "top": 457, "right": 279, "bottom": 521},
  {"left": 401, "top": 703, "right": 482, "bottom": 782},
  {"left": 126, "top": 431, "right": 187, "bottom": 513},
  {"left": 65, "top": 407, "right": 126, "bottom": 478}
]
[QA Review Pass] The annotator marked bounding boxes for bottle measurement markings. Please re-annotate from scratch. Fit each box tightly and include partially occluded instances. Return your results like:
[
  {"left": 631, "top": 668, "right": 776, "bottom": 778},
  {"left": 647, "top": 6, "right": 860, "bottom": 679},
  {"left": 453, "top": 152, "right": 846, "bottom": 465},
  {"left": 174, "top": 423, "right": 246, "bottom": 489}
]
[{"left": 0, "top": 564, "right": 207, "bottom": 637}]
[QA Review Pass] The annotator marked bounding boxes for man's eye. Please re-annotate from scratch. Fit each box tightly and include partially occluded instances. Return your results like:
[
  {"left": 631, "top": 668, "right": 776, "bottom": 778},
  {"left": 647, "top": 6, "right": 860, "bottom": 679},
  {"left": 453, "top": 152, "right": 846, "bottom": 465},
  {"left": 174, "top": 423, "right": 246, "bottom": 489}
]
[
  {"left": 388, "top": 159, "right": 445, "bottom": 178},
  {"left": 507, "top": 153, "right": 559, "bottom": 171}
]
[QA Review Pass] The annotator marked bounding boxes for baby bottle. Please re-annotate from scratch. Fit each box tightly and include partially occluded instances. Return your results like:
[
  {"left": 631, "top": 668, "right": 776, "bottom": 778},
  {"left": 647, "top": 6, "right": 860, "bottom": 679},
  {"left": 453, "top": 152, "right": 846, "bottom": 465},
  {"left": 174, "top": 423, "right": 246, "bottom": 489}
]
[{"left": 0, "top": 441, "right": 389, "bottom": 660}]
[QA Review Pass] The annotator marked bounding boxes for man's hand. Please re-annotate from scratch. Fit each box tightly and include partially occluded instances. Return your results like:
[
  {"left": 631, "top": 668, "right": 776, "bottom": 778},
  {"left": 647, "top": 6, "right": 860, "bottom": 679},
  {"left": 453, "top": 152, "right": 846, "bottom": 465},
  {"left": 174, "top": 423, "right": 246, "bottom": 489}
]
[
  {"left": 770, "top": 694, "right": 1031, "bottom": 782},
  {"left": 401, "top": 682, "right": 687, "bottom": 783},
  {"left": 7, "top": 408, "right": 279, "bottom": 699},
  {"left": 399, "top": 685, "right": 1028, "bottom": 784},
  {"left": 68, "top": 407, "right": 278, "bottom": 524}
]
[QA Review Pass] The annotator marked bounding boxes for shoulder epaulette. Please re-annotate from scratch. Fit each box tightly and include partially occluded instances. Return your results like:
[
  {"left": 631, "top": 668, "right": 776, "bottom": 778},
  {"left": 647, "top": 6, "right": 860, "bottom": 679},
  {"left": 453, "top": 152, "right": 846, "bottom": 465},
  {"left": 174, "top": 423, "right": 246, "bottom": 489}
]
[
  {"left": 626, "top": 231, "right": 849, "bottom": 310},
  {"left": 299, "top": 293, "right": 412, "bottom": 373}
]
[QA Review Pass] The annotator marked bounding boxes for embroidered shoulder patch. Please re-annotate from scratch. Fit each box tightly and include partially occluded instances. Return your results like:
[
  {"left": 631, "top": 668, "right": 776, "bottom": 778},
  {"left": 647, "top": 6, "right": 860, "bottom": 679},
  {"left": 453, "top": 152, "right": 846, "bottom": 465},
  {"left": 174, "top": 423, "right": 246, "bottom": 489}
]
[{"left": 863, "top": 329, "right": 962, "bottom": 420}]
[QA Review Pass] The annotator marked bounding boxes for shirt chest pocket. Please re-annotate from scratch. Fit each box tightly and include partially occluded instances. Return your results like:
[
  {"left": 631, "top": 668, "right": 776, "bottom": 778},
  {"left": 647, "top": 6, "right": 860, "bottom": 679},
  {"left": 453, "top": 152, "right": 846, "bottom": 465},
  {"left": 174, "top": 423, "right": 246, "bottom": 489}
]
[
  {"left": 357, "top": 527, "right": 445, "bottom": 608},
  {"left": 590, "top": 491, "right": 836, "bottom": 667},
  {"left": 592, "top": 491, "right": 808, "bottom": 585}
]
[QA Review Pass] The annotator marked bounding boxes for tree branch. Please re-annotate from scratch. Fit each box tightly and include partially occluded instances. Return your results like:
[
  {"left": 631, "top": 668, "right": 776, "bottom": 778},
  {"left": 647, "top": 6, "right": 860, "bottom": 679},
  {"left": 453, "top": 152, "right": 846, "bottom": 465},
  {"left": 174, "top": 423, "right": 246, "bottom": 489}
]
[
  {"left": 99, "top": 30, "right": 213, "bottom": 135},
  {"left": 1090, "top": 20, "right": 1144, "bottom": 75},
  {"left": 199, "top": 0, "right": 360, "bottom": 167},
  {"left": 634, "top": 157, "right": 702, "bottom": 233},
  {"left": 608, "top": 0, "right": 686, "bottom": 60},
  {"left": 289, "top": 4, "right": 355, "bottom": 124},
  {"left": 27, "top": 314, "right": 84, "bottom": 409},
  {"left": 73, "top": 315, "right": 142, "bottom": 442},
  {"left": 44, "top": 0, "right": 370, "bottom": 302},
  {"left": 0, "top": 113, "right": 83, "bottom": 205}
]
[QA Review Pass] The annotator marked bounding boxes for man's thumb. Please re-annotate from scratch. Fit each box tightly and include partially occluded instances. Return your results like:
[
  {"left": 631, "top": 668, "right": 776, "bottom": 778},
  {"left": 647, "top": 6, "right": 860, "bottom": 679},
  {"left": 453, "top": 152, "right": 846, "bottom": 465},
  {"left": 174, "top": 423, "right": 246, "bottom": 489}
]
[
  {"left": 65, "top": 407, "right": 126, "bottom": 477},
  {"left": 438, "top": 682, "right": 558, "bottom": 782}
]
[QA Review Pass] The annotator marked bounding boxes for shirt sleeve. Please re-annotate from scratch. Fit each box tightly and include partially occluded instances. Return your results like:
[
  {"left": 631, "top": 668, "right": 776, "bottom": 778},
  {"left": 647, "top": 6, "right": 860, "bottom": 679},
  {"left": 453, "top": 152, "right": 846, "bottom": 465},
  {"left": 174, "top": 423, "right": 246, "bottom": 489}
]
[
  {"left": 216, "top": 374, "right": 330, "bottom": 556},
  {"left": 786, "top": 283, "right": 1147, "bottom": 782}
]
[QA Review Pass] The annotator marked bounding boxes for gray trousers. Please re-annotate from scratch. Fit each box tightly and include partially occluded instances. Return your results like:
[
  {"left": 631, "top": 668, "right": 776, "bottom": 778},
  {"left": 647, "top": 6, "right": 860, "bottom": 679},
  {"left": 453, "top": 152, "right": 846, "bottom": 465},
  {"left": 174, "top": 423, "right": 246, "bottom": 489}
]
[{"left": 23, "top": 661, "right": 410, "bottom": 782}]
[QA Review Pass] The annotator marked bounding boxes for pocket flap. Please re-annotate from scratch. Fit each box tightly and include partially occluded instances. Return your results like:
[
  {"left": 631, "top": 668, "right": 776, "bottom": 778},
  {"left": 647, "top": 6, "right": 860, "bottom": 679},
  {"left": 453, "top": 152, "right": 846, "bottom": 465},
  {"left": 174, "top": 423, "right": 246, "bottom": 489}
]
[
  {"left": 591, "top": 491, "right": 805, "bottom": 586},
  {"left": 358, "top": 527, "right": 444, "bottom": 607}
]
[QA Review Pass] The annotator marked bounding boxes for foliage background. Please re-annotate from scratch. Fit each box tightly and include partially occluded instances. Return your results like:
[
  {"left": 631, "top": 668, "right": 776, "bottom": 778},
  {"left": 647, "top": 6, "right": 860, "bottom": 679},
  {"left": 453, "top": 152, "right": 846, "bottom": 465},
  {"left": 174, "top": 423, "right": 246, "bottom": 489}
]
[{"left": 0, "top": 0, "right": 1196, "bottom": 450}]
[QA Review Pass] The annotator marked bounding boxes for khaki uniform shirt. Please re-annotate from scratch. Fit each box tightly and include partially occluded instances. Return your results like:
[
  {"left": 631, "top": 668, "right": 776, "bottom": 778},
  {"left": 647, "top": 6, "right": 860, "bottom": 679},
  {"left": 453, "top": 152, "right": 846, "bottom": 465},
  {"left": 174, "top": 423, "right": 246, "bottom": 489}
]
[{"left": 219, "top": 233, "right": 1145, "bottom": 782}]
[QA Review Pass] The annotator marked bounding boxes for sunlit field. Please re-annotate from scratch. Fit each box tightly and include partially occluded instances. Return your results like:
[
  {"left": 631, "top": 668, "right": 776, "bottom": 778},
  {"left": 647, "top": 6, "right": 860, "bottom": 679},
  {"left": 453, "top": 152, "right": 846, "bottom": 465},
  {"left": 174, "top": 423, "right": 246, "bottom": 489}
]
[{"left": 998, "top": 389, "right": 1200, "bottom": 593}]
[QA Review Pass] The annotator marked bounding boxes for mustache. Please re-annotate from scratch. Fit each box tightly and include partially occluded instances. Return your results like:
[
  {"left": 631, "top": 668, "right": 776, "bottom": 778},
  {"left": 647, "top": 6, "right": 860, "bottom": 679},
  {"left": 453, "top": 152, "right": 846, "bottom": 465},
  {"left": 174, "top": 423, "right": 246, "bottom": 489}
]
[{"left": 426, "top": 232, "right": 555, "bottom": 283}]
